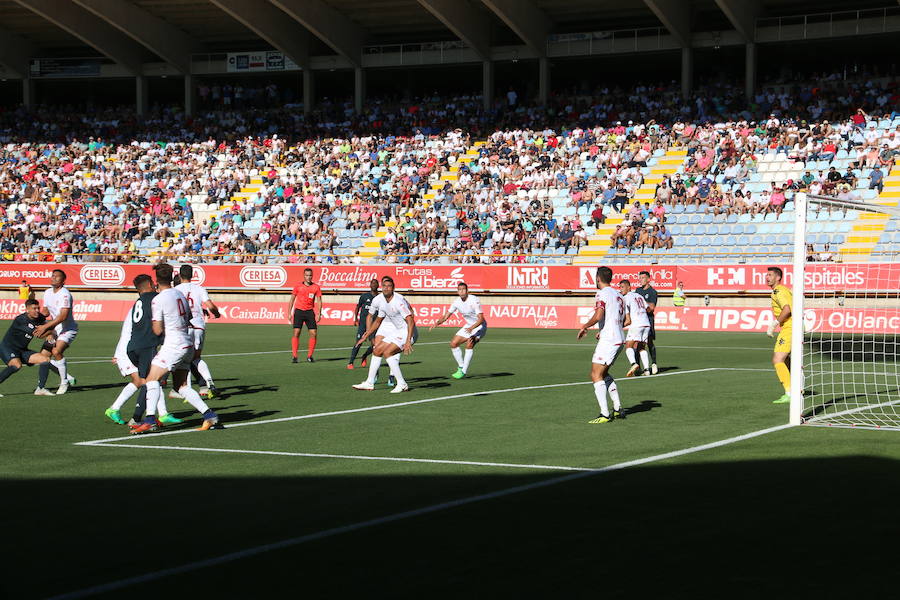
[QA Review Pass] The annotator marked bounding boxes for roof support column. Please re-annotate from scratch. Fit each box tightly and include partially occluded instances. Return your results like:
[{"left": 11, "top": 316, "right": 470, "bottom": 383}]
[
  {"left": 136, "top": 75, "right": 148, "bottom": 116},
  {"left": 184, "top": 74, "right": 194, "bottom": 117},
  {"left": 303, "top": 70, "right": 314, "bottom": 115},
  {"left": 23, "top": 78, "right": 36, "bottom": 109},
  {"left": 681, "top": 47, "right": 693, "bottom": 100},
  {"left": 482, "top": 60, "right": 494, "bottom": 111},
  {"left": 354, "top": 67, "right": 365, "bottom": 114},
  {"left": 745, "top": 41, "right": 756, "bottom": 100},
  {"left": 538, "top": 57, "right": 550, "bottom": 105}
]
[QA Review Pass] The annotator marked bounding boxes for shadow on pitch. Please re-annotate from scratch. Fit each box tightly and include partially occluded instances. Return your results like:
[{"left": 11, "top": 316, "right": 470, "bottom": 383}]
[
  {"left": 216, "top": 384, "right": 280, "bottom": 399},
  {"left": 11, "top": 456, "right": 900, "bottom": 599},
  {"left": 624, "top": 400, "right": 662, "bottom": 416}
]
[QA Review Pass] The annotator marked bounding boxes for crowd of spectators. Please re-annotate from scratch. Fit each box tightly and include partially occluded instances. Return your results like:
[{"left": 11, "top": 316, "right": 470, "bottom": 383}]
[{"left": 0, "top": 69, "right": 897, "bottom": 264}]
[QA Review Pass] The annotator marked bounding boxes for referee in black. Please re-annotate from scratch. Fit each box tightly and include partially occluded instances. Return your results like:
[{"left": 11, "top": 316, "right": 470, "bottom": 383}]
[
  {"left": 634, "top": 270, "right": 659, "bottom": 374},
  {"left": 347, "top": 279, "right": 379, "bottom": 370},
  {"left": 0, "top": 299, "right": 52, "bottom": 396}
]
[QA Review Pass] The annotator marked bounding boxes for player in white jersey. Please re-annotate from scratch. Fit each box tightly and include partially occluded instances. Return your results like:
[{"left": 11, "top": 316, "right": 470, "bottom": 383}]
[
  {"left": 430, "top": 282, "right": 487, "bottom": 379},
  {"left": 352, "top": 276, "right": 417, "bottom": 393},
  {"left": 131, "top": 263, "right": 220, "bottom": 434},
  {"left": 176, "top": 264, "right": 221, "bottom": 399},
  {"left": 33, "top": 269, "right": 78, "bottom": 395},
  {"left": 619, "top": 279, "right": 652, "bottom": 378},
  {"left": 577, "top": 266, "right": 626, "bottom": 424}
]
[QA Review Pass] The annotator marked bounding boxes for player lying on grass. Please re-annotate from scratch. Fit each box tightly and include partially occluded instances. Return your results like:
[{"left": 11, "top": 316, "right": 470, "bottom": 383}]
[
  {"left": 619, "top": 279, "right": 652, "bottom": 377},
  {"left": 0, "top": 299, "right": 54, "bottom": 397},
  {"left": 131, "top": 263, "right": 220, "bottom": 434},
  {"left": 577, "top": 266, "right": 627, "bottom": 424},
  {"left": 352, "top": 276, "right": 417, "bottom": 394},
  {"left": 430, "top": 282, "right": 487, "bottom": 379}
]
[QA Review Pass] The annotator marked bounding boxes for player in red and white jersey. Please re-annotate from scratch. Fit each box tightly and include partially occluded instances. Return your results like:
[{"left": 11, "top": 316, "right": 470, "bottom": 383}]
[
  {"left": 131, "top": 263, "right": 220, "bottom": 434},
  {"left": 577, "top": 266, "right": 626, "bottom": 424},
  {"left": 33, "top": 269, "right": 78, "bottom": 395},
  {"left": 176, "top": 264, "right": 221, "bottom": 398},
  {"left": 619, "top": 279, "right": 652, "bottom": 378},
  {"left": 352, "top": 276, "right": 417, "bottom": 393},
  {"left": 287, "top": 268, "right": 322, "bottom": 363}
]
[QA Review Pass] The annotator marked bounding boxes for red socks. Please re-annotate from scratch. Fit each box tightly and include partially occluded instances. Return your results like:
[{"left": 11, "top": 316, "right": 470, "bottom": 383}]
[
  {"left": 291, "top": 337, "right": 299, "bottom": 358},
  {"left": 307, "top": 337, "right": 317, "bottom": 358}
]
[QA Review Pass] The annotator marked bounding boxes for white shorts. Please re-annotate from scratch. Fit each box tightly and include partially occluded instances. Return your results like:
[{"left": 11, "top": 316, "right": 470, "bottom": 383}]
[
  {"left": 55, "top": 329, "right": 78, "bottom": 345},
  {"left": 626, "top": 326, "right": 650, "bottom": 343},
  {"left": 455, "top": 324, "right": 487, "bottom": 340},
  {"left": 151, "top": 344, "right": 193, "bottom": 372},
  {"left": 115, "top": 350, "right": 138, "bottom": 377},
  {"left": 592, "top": 340, "right": 623, "bottom": 366},
  {"left": 191, "top": 328, "right": 205, "bottom": 351},
  {"left": 376, "top": 325, "right": 418, "bottom": 349}
]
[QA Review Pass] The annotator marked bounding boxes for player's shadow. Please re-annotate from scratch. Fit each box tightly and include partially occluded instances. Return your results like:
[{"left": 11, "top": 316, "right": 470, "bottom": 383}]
[
  {"left": 217, "top": 384, "right": 280, "bottom": 399},
  {"left": 624, "top": 400, "right": 662, "bottom": 416},
  {"left": 68, "top": 382, "right": 129, "bottom": 392},
  {"left": 653, "top": 366, "right": 678, "bottom": 374},
  {"left": 405, "top": 376, "right": 451, "bottom": 390},
  {"left": 170, "top": 409, "right": 279, "bottom": 427},
  {"left": 459, "top": 372, "right": 514, "bottom": 380}
]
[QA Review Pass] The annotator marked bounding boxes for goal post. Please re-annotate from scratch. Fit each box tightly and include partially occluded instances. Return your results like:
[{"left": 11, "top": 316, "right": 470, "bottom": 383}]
[{"left": 791, "top": 192, "right": 900, "bottom": 430}]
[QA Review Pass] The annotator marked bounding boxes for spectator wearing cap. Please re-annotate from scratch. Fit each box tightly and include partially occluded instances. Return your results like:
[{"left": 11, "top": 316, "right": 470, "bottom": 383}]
[{"left": 869, "top": 165, "right": 885, "bottom": 194}]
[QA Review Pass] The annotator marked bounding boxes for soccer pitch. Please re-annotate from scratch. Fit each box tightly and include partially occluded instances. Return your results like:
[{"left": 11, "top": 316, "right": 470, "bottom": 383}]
[{"left": 2, "top": 324, "right": 898, "bottom": 598}]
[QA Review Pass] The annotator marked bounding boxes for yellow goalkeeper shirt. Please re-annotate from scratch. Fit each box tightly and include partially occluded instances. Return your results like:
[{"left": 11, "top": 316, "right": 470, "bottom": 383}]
[{"left": 771, "top": 284, "right": 793, "bottom": 330}]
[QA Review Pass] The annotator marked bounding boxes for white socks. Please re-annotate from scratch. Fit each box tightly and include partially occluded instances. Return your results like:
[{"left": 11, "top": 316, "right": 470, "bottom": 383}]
[
  {"left": 196, "top": 360, "right": 214, "bottom": 387},
  {"left": 386, "top": 354, "right": 406, "bottom": 387},
  {"left": 51, "top": 358, "right": 67, "bottom": 382},
  {"left": 451, "top": 346, "right": 463, "bottom": 368},
  {"left": 462, "top": 349, "right": 474, "bottom": 374},
  {"left": 111, "top": 382, "right": 137, "bottom": 411},
  {"left": 593, "top": 381, "right": 609, "bottom": 417},
  {"left": 604, "top": 375, "right": 621, "bottom": 411},
  {"left": 145, "top": 380, "right": 161, "bottom": 416},
  {"left": 179, "top": 385, "right": 210, "bottom": 414},
  {"left": 366, "top": 356, "right": 383, "bottom": 384},
  {"left": 625, "top": 347, "right": 637, "bottom": 365},
  {"left": 639, "top": 350, "right": 650, "bottom": 371},
  {"left": 593, "top": 376, "right": 622, "bottom": 417}
]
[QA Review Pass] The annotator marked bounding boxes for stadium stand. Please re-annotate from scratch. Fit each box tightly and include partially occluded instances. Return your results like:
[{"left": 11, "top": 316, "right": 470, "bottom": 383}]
[{"left": 0, "top": 74, "right": 897, "bottom": 266}]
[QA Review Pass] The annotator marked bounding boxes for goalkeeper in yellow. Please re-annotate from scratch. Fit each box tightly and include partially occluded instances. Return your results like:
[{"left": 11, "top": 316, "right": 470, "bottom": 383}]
[{"left": 765, "top": 267, "right": 792, "bottom": 404}]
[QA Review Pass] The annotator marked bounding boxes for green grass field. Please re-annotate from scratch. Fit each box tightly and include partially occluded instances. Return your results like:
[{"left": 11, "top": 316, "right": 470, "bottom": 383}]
[{"left": 2, "top": 323, "right": 898, "bottom": 599}]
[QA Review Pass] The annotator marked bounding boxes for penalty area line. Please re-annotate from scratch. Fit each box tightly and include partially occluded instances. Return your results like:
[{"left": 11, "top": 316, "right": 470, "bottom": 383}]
[
  {"left": 79, "top": 443, "right": 595, "bottom": 472},
  {"left": 51, "top": 422, "right": 792, "bottom": 600},
  {"left": 76, "top": 367, "right": 746, "bottom": 446}
]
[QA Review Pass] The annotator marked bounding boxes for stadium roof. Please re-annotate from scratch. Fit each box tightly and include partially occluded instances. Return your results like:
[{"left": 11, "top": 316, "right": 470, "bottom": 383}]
[{"left": 0, "top": 0, "right": 897, "bottom": 77}]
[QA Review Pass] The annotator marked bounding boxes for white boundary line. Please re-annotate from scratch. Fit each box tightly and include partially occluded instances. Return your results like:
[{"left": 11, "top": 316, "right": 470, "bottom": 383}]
[
  {"left": 75, "top": 367, "right": 769, "bottom": 446},
  {"left": 77, "top": 443, "right": 595, "bottom": 472},
  {"left": 64, "top": 340, "right": 771, "bottom": 364},
  {"left": 65, "top": 341, "right": 449, "bottom": 365},
  {"left": 482, "top": 341, "right": 771, "bottom": 351},
  {"left": 51, "top": 421, "right": 792, "bottom": 600}
]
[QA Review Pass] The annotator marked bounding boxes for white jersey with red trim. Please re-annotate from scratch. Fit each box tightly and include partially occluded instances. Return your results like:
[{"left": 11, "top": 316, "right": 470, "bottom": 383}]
[
  {"left": 151, "top": 287, "right": 192, "bottom": 348},
  {"left": 595, "top": 286, "right": 625, "bottom": 344},
  {"left": 623, "top": 291, "right": 651, "bottom": 328},
  {"left": 175, "top": 282, "right": 210, "bottom": 329}
]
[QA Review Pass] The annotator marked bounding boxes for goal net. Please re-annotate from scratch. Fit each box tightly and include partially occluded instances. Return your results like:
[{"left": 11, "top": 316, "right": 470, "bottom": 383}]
[{"left": 791, "top": 193, "right": 900, "bottom": 430}]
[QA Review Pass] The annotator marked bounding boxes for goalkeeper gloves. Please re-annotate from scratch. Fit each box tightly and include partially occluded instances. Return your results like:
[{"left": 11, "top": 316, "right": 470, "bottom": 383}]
[{"left": 766, "top": 320, "right": 778, "bottom": 337}]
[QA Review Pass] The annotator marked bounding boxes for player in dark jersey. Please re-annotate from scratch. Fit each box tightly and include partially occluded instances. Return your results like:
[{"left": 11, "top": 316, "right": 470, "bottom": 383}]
[
  {"left": 106, "top": 274, "right": 162, "bottom": 425},
  {"left": 0, "top": 299, "right": 53, "bottom": 396},
  {"left": 634, "top": 270, "right": 659, "bottom": 374},
  {"left": 347, "top": 279, "right": 379, "bottom": 369}
]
